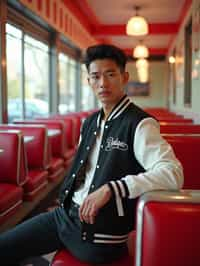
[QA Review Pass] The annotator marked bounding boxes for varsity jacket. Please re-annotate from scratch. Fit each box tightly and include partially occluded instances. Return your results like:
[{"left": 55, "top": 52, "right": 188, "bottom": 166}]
[{"left": 59, "top": 95, "right": 151, "bottom": 245}]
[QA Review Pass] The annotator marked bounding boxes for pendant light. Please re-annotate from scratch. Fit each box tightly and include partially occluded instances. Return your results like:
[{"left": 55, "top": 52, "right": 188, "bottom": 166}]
[
  {"left": 133, "top": 42, "right": 149, "bottom": 58},
  {"left": 126, "top": 6, "right": 148, "bottom": 36}
]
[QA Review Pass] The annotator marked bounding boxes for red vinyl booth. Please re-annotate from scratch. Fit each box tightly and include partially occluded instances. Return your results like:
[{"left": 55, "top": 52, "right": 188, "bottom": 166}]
[
  {"left": 135, "top": 190, "right": 200, "bottom": 266},
  {"left": 0, "top": 130, "right": 27, "bottom": 224},
  {"left": 14, "top": 120, "right": 65, "bottom": 181},
  {"left": 0, "top": 124, "right": 49, "bottom": 200},
  {"left": 160, "top": 123, "right": 200, "bottom": 134},
  {"left": 51, "top": 249, "right": 131, "bottom": 266},
  {"left": 162, "top": 134, "right": 200, "bottom": 189}
]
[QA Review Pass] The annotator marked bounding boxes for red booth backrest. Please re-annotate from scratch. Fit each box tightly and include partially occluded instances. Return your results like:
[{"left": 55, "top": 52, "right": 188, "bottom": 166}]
[
  {"left": 163, "top": 134, "right": 200, "bottom": 189},
  {"left": 158, "top": 118, "right": 193, "bottom": 123},
  {"left": 0, "top": 130, "right": 28, "bottom": 185},
  {"left": 15, "top": 119, "right": 67, "bottom": 157},
  {"left": 160, "top": 123, "right": 200, "bottom": 134},
  {"left": 0, "top": 125, "right": 50, "bottom": 169},
  {"left": 136, "top": 190, "right": 200, "bottom": 266}
]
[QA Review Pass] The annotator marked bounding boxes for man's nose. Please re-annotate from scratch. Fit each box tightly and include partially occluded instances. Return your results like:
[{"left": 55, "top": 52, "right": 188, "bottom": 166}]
[{"left": 99, "top": 75, "right": 108, "bottom": 87}]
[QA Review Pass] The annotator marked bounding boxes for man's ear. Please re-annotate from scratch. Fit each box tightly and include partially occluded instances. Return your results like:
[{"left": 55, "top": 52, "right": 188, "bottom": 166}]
[
  {"left": 123, "top": 71, "right": 129, "bottom": 84},
  {"left": 87, "top": 76, "right": 90, "bottom": 86}
]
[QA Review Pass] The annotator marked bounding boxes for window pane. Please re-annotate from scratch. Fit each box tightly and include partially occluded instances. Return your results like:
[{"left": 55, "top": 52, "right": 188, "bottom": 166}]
[
  {"left": 68, "top": 59, "right": 76, "bottom": 112},
  {"left": 58, "top": 53, "right": 76, "bottom": 113},
  {"left": 6, "top": 23, "right": 23, "bottom": 122},
  {"left": 24, "top": 35, "right": 49, "bottom": 118},
  {"left": 81, "top": 64, "right": 95, "bottom": 110}
]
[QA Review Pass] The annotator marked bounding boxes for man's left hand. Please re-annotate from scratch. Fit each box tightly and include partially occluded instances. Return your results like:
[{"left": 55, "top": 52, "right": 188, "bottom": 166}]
[{"left": 79, "top": 184, "right": 112, "bottom": 224}]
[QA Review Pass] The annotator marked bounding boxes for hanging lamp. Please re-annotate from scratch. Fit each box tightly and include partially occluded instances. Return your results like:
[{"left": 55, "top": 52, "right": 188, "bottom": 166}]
[
  {"left": 133, "top": 42, "right": 149, "bottom": 58},
  {"left": 126, "top": 6, "right": 148, "bottom": 36},
  {"left": 136, "top": 58, "right": 149, "bottom": 68}
]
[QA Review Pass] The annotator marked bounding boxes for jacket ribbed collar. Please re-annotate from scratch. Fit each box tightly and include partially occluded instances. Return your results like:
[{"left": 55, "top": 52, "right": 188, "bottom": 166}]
[{"left": 96, "top": 94, "right": 131, "bottom": 127}]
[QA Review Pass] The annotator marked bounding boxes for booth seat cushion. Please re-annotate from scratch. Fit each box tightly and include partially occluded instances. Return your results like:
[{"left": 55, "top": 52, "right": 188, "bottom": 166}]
[
  {"left": 23, "top": 170, "right": 48, "bottom": 192},
  {"left": 51, "top": 249, "right": 131, "bottom": 266},
  {"left": 0, "top": 183, "right": 23, "bottom": 213},
  {"left": 0, "top": 183, "right": 23, "bottom": 224},
  {"left": 48, "top": 158, "right": 64, "bottom": 174},
  {"left": 48, "top": 167, "right": 65, "bottom": 182},
  {"left": 23, "top": 170, "right": 48, "bottom": 201}
]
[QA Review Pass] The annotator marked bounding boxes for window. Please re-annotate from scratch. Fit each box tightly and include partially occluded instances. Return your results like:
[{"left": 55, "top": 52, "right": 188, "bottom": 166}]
[
  {"left": 6, "top": 24, "right": 23, "bottom": 121},
  {"left": 81, "top": 64, "right": 95, "bottom": 110},
  {"left": 24, "top": 35, "right": 49, "bottom": 117},
  {"left": 58, "top": 53, "right": 76, "bottom": 113},
  {"left": 6, "top": 23, "right": 49, "bottom": 122},
  {"left": 184, "top": 19, "right": 192, "bottom": 106},
  {"left": 172, "top": 49, "right": 176, "bottom": 104}
]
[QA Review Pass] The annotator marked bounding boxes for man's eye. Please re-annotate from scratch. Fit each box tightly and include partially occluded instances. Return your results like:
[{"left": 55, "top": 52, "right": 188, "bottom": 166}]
[
  {"left": 91, "top": 75, "right": 99, "bottom": 79},
  {"left": 107, "top": 72, "right": 116, "bottom": 77}
]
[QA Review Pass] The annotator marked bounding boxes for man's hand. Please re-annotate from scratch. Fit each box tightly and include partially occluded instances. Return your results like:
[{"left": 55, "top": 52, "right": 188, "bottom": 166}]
[{"left": 79, "top": 184, "right": 112, "bottom": 224}]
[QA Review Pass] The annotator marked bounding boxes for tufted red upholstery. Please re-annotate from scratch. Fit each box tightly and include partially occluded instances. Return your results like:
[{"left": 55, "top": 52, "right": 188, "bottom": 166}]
[
  {"left": 51, "top": 249, "right": 131, "bottom": 266},
  {"left": 160, "top": 123, "right": 200, "bottom": 134},
  {"left": 163, "top": 134, "right": 200, "bottom": 189},
  {"left": 136, "top": 190, "right": 200, "bottom": 266}
]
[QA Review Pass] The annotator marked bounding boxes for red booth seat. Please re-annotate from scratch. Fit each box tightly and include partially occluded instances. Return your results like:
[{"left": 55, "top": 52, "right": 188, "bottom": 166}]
[
  {"left": 52, "top": 115, "right": 77, "bottom": 148},
  {"left": 0, "top": 130, "right": 28, "bottom": 185},
  {"left": 136, "top": 190, "right": 200, "bottom": 266},
  {"left": 158, "top": 117, "right": 193, "bottom": 123},
  {"left": 50, "top": 116, "right": 77, "bottom": 167},
  {"left": 0, "top": 184, "right": 23, "bottom": 224},
  {"left": 163, "top": 134, "right": 200, "bottom": 189},
  {"left": 0, "top": 130, "right": 26, "bottom": 224},
  {"left": 51, "top": 249, "right": 131, "bottom": 266},
  {"left": 160, "top": 123, "right": 200, "bottom": 134},
  {"left": 14, "top": 120, "right": 65, "bottom": 181},
  {"left": 0, "top": 125, "right": 50, "bottom": 200}
]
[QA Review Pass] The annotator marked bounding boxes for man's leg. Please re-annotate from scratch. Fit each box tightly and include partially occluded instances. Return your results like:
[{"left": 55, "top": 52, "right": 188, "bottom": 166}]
[{"left": 0, "top": 209, "right": 63, "bottom": 265}]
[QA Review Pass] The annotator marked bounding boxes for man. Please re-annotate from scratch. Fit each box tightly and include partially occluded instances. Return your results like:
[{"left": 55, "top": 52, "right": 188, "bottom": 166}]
[{"left": 0, "top": 44, "right": 183, "bottom": 265}]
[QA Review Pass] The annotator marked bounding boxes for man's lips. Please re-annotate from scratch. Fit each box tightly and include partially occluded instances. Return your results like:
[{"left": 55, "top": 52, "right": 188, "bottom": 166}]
[{"left": 98, "top": 91, "right": 111, "bottom": 96}]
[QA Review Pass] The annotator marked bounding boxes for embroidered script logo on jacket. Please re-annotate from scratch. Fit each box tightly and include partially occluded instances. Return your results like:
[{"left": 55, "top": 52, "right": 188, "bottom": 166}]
[{"left": 105, "top": 137, "right": 128, "bottom": 151}]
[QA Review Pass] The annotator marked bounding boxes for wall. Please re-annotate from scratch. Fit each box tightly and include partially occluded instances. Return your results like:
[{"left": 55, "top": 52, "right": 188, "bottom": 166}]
[
  {"left": 168, "top": 0, "right": 200, "bottom": 123},
  {"left": 126, "top": 61, "right": 168, "bottom": 108}
]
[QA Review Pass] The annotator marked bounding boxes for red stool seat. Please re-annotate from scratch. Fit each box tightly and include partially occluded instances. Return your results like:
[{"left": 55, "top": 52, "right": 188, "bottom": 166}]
[{"left": 51, "top": 249, "right": 131, "bottom": 266}]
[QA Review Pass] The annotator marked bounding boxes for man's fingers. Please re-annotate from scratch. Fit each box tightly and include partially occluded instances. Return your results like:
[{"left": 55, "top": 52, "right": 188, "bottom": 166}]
[{"left": 79, "top": 200, "right": 98, "bottom": 224}]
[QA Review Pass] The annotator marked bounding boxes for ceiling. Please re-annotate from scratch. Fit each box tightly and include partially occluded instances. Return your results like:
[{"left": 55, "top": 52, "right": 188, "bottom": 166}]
[{"left": 64, "top": 0, "right": 192, "bottom": 58}]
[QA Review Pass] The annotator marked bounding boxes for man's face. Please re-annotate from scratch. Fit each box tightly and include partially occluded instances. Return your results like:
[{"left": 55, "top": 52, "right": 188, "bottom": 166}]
[{"left": 87, "top": 59, "right": 129, "bottom": 108}]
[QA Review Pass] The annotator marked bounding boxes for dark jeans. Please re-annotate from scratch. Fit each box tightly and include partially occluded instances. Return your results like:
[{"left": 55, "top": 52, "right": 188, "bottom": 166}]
[{"left": 0, "top": 210, "right": 63, "bottom": 266}]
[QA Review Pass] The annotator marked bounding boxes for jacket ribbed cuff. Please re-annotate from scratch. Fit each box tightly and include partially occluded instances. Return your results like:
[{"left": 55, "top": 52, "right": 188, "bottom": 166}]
[{"left": 108, "top": 180, "right": 129, "bottom": 199}]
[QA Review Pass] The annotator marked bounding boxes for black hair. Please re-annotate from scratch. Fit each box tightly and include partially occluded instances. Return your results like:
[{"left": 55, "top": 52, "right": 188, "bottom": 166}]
[{"left": 84, "top": 44, "right": 127, "bottom": 72}]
